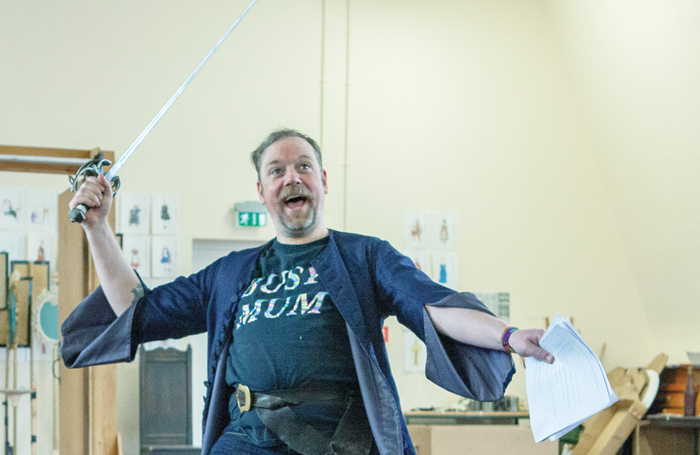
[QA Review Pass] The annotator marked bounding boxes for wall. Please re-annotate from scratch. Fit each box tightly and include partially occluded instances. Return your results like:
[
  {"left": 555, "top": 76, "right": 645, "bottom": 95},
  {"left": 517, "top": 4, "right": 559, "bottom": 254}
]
[
  {"left": 345, "top": 0, "right": 650, "bottom": 409},
  {"left": 545, "top": 0, "right": 700, "bottom": 364},
  {"left": 1, "top": 0, "right": 677, "bottom": 451}
]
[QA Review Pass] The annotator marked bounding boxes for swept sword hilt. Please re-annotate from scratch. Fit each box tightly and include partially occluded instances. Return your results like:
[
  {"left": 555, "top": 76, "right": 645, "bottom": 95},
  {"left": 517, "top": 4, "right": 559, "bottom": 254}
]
[{"left": 68, "top": 152, "right": 121, "bottom": 223}]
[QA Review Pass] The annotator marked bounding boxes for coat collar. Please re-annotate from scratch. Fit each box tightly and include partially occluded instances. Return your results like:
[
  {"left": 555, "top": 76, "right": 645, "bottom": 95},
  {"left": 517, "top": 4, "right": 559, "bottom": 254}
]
[{"left": 311, "top": 230, "right": 372, "bottom": 345}]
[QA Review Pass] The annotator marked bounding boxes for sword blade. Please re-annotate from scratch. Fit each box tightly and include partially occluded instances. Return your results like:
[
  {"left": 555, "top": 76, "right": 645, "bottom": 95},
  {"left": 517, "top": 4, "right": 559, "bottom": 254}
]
[{"left": 105, "top": 0, "right": 259, "bottom": 181}]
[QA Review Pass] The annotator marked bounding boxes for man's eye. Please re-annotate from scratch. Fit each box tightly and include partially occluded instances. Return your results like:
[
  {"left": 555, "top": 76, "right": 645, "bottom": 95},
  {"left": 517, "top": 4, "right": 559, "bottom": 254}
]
[
  {"left": 270, "top": 168, "right": 281, "bottom": 175},
  {"left": 300, "top": 164, "right": 310, "bottom": 170}
]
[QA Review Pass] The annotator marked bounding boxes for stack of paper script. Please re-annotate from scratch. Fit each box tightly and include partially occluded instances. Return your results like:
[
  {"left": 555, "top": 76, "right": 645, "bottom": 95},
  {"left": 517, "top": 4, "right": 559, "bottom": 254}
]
[{"left": 526, "top": 314, "right": 618, "bottom": 442}]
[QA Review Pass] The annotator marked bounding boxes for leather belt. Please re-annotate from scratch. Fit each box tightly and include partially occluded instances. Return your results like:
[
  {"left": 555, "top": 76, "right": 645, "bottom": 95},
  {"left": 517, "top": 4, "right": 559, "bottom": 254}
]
[
  {"left": 234, "top": 384, "right": 357, "bottom": 413},
  {"left": 232, "top": 383, "right": 372, "bottom": 455}
]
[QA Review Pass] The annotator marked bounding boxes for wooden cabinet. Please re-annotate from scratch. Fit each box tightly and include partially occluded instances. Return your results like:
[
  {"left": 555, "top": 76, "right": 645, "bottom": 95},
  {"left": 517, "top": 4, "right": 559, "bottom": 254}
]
[{"left": 648, "top": 366, "right": 700, "bottom": 416}]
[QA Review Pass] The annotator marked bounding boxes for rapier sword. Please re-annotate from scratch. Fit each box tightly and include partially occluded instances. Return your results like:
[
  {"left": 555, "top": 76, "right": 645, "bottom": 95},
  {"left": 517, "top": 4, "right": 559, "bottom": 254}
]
[{"left": 69, "top": 0, "right": 259, "bottom": 223}]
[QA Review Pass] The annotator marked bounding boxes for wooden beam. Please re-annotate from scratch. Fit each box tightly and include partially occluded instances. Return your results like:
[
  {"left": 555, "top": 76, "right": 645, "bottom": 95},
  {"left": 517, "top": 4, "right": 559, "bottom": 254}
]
[
  {"left": 0, "top": 145, "right": 113, "bottom": 175},
  {"left": 58, "top": 189, "right": 118, "bottom": 455}
]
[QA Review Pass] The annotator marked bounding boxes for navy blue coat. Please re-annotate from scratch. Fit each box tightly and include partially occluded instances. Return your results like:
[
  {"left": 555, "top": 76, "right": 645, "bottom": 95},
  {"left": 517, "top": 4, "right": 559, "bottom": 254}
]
[{"left": 61, "top": 230, "right": 515, "bottom": 455}]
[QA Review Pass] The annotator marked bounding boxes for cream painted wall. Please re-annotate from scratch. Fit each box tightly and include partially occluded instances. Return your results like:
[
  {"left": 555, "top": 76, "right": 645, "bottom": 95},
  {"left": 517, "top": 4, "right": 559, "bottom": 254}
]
[
  {"left": 544, "top": 0, "right": 700, "bottom": 365},
  {"left": 1, "top": 0, "right": 675, "bottom": 452},
  {"left": 345, "top": 0, "right": 650, "bottom": 409}
]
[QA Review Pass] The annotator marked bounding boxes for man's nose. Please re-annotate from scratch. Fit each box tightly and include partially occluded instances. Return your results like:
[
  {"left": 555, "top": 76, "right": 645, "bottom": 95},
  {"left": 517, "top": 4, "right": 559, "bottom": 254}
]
[{"left": 284, "top": 167, "right": 302, "bottom": 186}]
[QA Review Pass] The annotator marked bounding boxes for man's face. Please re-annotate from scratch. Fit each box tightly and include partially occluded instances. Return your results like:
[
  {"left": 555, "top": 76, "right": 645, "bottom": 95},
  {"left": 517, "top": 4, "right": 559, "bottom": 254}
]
[{"left": 257, "top": 136, "right": 328, "bottom": 240}]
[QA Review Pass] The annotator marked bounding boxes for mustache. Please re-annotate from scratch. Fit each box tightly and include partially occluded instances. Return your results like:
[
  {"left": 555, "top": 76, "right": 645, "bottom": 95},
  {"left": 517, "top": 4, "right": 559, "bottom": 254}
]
[{"left": 278, "top": 185, "right": 314, "bottom": 202}]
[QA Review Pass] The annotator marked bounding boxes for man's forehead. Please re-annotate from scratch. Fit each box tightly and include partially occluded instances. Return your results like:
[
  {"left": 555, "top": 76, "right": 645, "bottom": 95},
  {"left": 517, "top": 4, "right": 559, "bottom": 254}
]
[{"left": 261, "top": 138, "right": 318, "bottom": 166}]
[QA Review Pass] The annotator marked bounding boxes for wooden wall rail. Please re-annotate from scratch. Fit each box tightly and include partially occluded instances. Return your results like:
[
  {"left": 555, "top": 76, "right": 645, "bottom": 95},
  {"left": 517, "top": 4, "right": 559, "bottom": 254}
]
[{"left": 0, "top": 145, "right": 113, "bottom": 175}]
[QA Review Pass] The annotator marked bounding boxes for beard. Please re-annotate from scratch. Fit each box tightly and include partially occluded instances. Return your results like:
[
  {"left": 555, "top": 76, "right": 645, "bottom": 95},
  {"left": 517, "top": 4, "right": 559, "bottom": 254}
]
[{"left": 276, "top": 185, "right": 318, "bottom": 237}]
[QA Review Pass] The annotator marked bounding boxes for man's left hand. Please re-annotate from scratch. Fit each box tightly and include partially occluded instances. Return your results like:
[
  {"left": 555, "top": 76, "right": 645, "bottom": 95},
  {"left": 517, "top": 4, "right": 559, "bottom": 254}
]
[{"left": 508, "top": 329, "right": 554, "bottom": 363}]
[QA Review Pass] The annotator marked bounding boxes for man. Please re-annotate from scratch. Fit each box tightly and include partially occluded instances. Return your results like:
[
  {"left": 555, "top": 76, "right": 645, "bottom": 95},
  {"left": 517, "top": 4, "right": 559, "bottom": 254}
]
[{"left": 61, "top": 129, "right": 553, "bottom": 455}]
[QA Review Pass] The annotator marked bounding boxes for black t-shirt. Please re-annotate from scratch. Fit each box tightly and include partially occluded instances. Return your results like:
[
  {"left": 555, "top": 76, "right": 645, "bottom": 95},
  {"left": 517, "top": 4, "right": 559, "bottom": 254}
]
[{"left": 225, "top": 236, "right": 359, "bottom": 446}]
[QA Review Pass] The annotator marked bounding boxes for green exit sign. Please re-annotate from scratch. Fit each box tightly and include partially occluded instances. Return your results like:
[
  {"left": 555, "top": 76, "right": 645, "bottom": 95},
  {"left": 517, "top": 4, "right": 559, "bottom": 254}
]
[{"left": 238, "top": 212, "right": 267, "bottom": 227}]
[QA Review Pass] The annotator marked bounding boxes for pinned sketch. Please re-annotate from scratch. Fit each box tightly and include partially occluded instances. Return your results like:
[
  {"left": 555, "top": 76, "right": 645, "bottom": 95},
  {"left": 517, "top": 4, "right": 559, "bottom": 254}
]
[
  {"left": 0, "top": 231, "right": 25, "bottom": 263},
  {"left": 26, "top": 189, "right": 57, "bottom": 232},
  {"left": 121, "top": 235, "right": 151, "bottom": 278},
  {"left": 431, "top": 250, "right": 458, "bottom": 290},
  {"left": 118, "top": 193, "right": 150, "bottom": 235},
  {"left": 0, "top": 188, "right": 24, "bottom": 230},
  {"left": 403, "top": 330, "right": 426, "bottom": 372},
  {"left": 27, "top": 232, "right": 56, "bottom": 266},
  {"left": 151, "top": 194, "right": 179, "bottom": 235},
  {"left": 151, "top": 236, "right": 178, "bottom": 278},
  {"left": 403, "top": 249, "right": 430, "bottom": 274},
  {"left": 475, "top": 292, "right": 510, "bottom": 323},
  {"left": 403, "top": 210, "right": 429, "bottom": 250},
  {"left": 431, "top": 210, "right": 458, "bottom": 250}
]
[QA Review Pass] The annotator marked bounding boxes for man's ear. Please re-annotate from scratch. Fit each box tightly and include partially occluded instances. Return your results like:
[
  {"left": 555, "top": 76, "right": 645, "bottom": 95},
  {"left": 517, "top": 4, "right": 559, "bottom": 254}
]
[
  {"left": 322, "top": 169, "right": 328, "bottom": 194},
  {"left": 257, "top": 181, "right": 265, "bottom": 204}
]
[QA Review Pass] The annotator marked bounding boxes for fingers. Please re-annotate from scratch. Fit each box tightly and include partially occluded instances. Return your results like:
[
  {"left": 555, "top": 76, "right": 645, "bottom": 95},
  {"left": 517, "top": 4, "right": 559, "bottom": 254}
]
[
  {"left": 509, "top": 329, "right": 555, "bottom": 364},
  {"left": 69, "top": 176, "right": 105, "bottom": 209},
  {"left": 531, "top": 346, "right": 554, "bottom": 364}
]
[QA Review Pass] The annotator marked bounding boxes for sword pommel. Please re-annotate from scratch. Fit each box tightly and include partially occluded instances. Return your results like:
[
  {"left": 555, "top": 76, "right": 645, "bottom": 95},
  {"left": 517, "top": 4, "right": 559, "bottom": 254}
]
[{"left": 69, "top": 205, "right": 88, "bottom": 224}]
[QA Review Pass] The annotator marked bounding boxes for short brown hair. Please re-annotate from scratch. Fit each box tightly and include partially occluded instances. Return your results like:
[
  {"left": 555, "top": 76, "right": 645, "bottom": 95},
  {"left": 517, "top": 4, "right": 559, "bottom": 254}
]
[{"left": 251, "top": 129, "right": 322, "bottom": 180}]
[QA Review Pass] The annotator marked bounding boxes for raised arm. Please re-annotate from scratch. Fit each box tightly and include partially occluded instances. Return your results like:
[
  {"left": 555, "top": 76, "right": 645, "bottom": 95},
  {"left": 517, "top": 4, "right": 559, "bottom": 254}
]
[
  {"left": 69, "top": 174, "right": 142, "bottom": 317},
  {"left": 425, "top": 305, "right": 554, "bottom": 363}
]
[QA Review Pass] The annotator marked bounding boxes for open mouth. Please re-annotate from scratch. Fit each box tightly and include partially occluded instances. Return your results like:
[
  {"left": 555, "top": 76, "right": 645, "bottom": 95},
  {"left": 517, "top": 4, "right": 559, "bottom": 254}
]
[{"left": 284, "top": 195, "right": 308, "bottom": 209}]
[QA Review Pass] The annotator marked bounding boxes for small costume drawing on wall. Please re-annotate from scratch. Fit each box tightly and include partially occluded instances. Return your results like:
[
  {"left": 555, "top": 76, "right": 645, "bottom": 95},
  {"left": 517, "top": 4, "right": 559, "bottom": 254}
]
[
  {"left": 151, "top": 194, "right": 179, "bottom": 235},
  {"left": 129, "top": 206, "right": 141, "bottom": 226},
  {"left": 0, "top": 188, "right": 23, "bottom": 230},
  {"left": 27, "top": 232, "right": 56, "bottom": 265},
  {"left": 37, "top": 242, "right": 45, "bottom": 262},
  {"left": 117, "top": 193, "right": 150, "bottom": 235},
  {"left": 439, "top": 219, "right": 448, "bottom": 244},
  {"left": 161, "top": 204, "right": 170, "bottom": 221},
  {"left": 160, "top": 247, "right": 171, "bottom": 264},
  {"left": 27, "top": 189, "right": 57, "bottom": 232},
  {"left": 121, "top": 235, "right": 150, "bottom": 278},
  {"left": 431, "top": 251, "right": 457, "bottom": 290},
  {"left": 3, "top": 199, "right": 18, "bottom": 219},
  {"left": 152, "top": 236, "right": 178, "bottom": 278},
  {"left": 403, "top": 331, "right": 427, "bottom": 373},
  {"left": 431, "top": 210, "right": 457, "bottom": 250},
  {"left": 403, "top": 210, "right": 429, "bottom": 250}
]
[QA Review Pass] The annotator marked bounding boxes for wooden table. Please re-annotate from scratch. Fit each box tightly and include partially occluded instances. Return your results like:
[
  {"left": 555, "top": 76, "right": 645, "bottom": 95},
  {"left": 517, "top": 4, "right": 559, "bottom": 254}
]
[
  {"left": 634, "top": 415, "right": 700, "bottom": 455},
  {"left": 404, "top": 411, "right": 530, "bottom": 426}
]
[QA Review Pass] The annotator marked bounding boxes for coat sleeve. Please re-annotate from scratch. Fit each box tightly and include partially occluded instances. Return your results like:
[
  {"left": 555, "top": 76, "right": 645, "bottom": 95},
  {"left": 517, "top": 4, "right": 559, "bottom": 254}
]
[
  {"left": 372, "top": 240, "right": 515, "bottom": 401},
  {"left": 60, "top": 267, "right": 212, "bottom": 369}
]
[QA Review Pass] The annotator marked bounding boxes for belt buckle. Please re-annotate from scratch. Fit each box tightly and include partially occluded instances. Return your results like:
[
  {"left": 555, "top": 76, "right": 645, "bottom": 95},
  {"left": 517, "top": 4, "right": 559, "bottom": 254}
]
[{"left": 236, "top": 384, "right": 252, "bottom": 412}]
